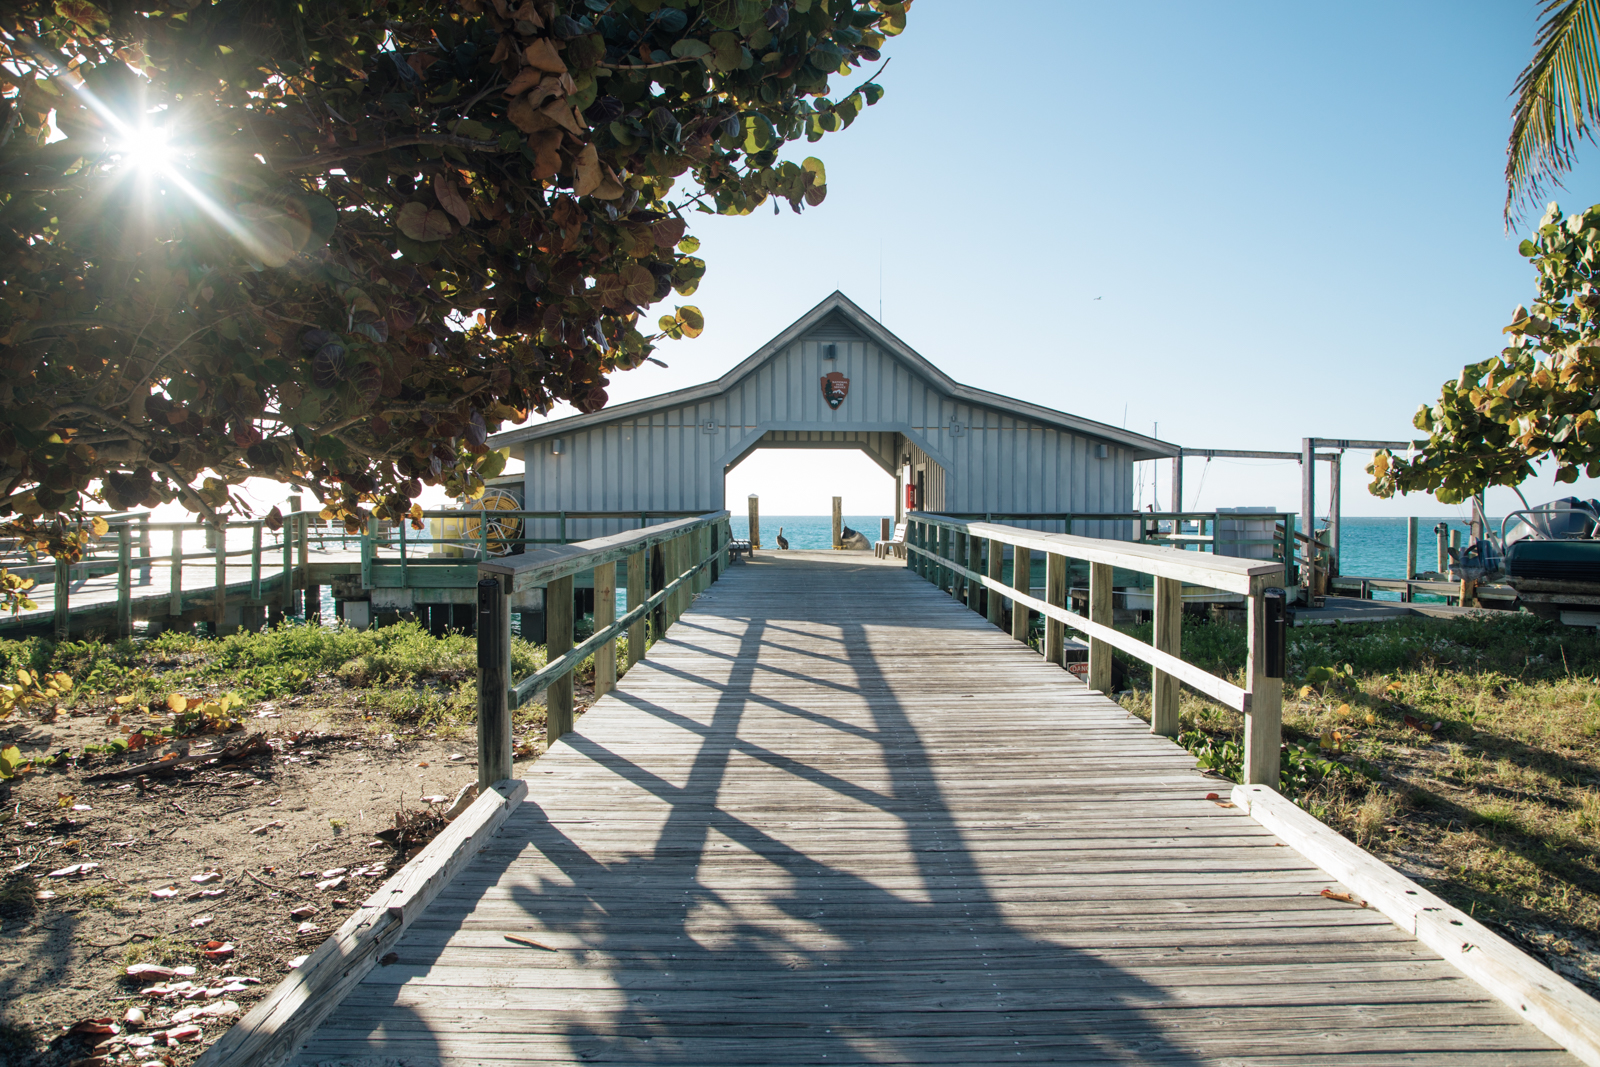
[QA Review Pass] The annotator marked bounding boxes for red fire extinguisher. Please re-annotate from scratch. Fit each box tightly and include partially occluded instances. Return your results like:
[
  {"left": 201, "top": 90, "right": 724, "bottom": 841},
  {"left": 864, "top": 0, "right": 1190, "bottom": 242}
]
[{"left": 905, "top": 482, "right": 918, "bottom": 511}]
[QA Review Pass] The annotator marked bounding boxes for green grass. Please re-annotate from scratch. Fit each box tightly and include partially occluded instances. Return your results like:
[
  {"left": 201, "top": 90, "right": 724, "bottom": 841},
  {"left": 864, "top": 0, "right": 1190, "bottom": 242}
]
[{"left": 1114, "top": 609, "right": 1600, "bottom": 972}]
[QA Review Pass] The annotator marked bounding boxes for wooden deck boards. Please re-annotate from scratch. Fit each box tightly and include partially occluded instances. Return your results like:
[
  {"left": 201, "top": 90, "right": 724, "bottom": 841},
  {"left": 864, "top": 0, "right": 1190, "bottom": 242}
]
[{"left": 294, "top": 552, "right": 1577, "bottom": 1066}]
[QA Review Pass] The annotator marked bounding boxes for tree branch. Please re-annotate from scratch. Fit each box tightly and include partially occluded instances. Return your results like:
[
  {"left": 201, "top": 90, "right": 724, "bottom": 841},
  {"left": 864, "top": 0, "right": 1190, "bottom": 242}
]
[{"left": 272, "top": 132, "right": 507, "bottom": 173}]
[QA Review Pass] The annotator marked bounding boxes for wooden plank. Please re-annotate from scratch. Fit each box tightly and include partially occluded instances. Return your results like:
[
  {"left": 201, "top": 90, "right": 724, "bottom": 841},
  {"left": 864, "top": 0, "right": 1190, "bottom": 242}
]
[
  {"left": 986, "top": 535, "right": 1004, "bottom": 627},
  {"left": 921, "top": 515, "right": 1279, "bottom": 595},
  {"left": 967, "top": 532, "right": 984, "bottom": 617},
  {"left": 1234, "top": 783, "right": 1600, "bottom": 1067}
]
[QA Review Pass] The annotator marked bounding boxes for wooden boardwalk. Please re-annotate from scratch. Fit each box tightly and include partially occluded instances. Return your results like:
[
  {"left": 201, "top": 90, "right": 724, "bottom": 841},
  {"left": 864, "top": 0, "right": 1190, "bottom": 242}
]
[{"left": 296, "top": 552, "right": 1577, "bottom": 1066}]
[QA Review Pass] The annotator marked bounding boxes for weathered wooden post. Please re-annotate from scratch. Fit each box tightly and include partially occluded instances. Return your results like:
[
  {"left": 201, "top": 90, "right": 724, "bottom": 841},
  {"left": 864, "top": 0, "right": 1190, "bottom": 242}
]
[
  {"left": 51, "top": 555, "right": 69, "bottom": 639},
  {"left": 1151, "top": 577, "right": 1182, "bottom": 736},
  {"left": 1244, "top": 583, "right": 1286, "bottom": 787},
  {"left": 937, "top": 525, "right": 952, "bottom": 593},
  {"left": 281, "top": 517, "right": 295, "bottom": 613},
  {"left": 747, "top": 494, "right": 761, "bottom": 552},
  {"left": 1300, "top": 437, "right": 1316, "bottom": 604},
  {"left": 953, "top": 531, "right": 967, "bottom": 603},
  {"left": 1405, "top": 516, "right": 1419, "bottom": 601},
  {"left": 649, "top": 542, "right": 665, "bottom": 639},
  {"left": 546, "top": 573, "right": 574, "bottom": 743},
  {"left": 832, "top": 496, "right": 843, "bottom": 550},
  {"left": 626, "top": 548, "right": 647, "bottom": 670},
  {"left": 1087, "top": 562, "right": 1112, "bottom": 692},
  {"left": 475, "top": 574, "right": 512, "bottom": 789},
  {"left": 594, "top": 561, "right": 617, "bottom": 698},
  {"left": 137, "top": 514, "right": 152, "bottom": 584},
  {"left": 880, "top": 517, "right": 892, "bottom": 544},
  {"left": 967, "top": 534, "right": 983, "bottom": 615},
  {"left": 986, "top": 537, "right": 1004, "bottom": 627},
  {"left": 116, "top": 526, "right": 132, "bottom": 639},
  {"left": 250, "top": 522, "right": 263, "bottom": 603},
  {"left": 1044, "top": 552, "right": 1067, "bottom": 666},
  {"left": 1010, "top": 544, "right": 1031, "bottom": 643},
  {"left": 169, "top": 528, "right": 183, "bottom": 617},
  {"left": 1435, "top": 522, "right": 1449, "bottom": 575},
  {"left": 213, "top": 521, "right": 228, "bottom": 634}
]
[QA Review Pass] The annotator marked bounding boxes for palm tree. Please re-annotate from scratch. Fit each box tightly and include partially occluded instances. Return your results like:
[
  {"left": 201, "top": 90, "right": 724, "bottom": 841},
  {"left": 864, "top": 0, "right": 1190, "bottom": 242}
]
[{"left": 1506, "top": 0, "right": 1600, "bottom": 224}]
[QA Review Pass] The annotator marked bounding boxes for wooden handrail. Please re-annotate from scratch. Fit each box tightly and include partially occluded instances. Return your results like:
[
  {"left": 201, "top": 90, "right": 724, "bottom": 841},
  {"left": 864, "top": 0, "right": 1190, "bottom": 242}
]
[
  {"left": 905, "top": 514, "right": 1288, "bottom": 787},
  {"left": 475, "top": 511, "right": 732, "bottom": 789}
]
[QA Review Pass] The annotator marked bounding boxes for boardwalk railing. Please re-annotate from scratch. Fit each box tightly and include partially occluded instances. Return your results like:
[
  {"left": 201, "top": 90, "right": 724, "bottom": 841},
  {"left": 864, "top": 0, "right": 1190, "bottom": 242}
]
[
  {"left": 905, "top": 513, "right": 1289, "bottom": 785},
  {"left": 475, "top": 511, "right": 732, "bottom": 790}
]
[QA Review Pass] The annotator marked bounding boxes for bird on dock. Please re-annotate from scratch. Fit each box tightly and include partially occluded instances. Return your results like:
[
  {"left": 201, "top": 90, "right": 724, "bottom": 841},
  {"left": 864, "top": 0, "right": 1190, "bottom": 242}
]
[{"left": 775, "top": 527, "right": 789, "bottom": 550}]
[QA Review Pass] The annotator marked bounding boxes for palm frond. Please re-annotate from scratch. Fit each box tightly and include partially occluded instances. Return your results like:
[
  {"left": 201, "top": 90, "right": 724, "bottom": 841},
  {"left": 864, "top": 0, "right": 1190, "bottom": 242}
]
[{"left": 1506, "top": 0, "right": 1600, "bottom": 226}]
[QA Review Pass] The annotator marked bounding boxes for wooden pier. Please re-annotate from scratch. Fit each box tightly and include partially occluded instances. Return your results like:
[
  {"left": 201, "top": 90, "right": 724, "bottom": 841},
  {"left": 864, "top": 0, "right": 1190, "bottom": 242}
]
[{"left": 268, "top": 550, "right": 1581, "bottom": 1067}]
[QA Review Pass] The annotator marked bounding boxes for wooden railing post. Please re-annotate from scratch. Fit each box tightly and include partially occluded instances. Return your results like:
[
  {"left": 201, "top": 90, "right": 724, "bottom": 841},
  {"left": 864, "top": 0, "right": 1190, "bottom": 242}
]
[
  {"left": 649, "top": 542, "right": 665, "bottom": 640},
  {"left": 116, "top": 526, "right": 132, "bottom": 639},
  {"left": 1245, "top": 583, "right": 1286, "bottom": 786},
  {"left": 52, "top": 555, "right": 69, "bottom": 640},
  {"left": 986, "top": 537, "right": 1004, "bottom": 627},
  {"left": 626, "top": 548, "right": 647, "bottom": 670},
  {"left": 967, "top": 534, "right": 983, "bottom": 615},
  {"left": 138, "top": 514, "right": 152, "bottom": 584},
  {"left": 1010, "top": 544, "right": 1031, "bottom": 643},
  {"left": 169, "top": 529, "right": 183, "bottom": 617},
  {"left": 213, "top": 522, "right": 227, "bottom": 634},
  {"left": 1044, "top": 551, "right": 1066, "bottom": 666},
  {"left": 1087, "top": 561, "right": 1112, "bottom": 692},
  {"left": 594, "top": 561, "right": 617, "bottom": 698},
  {"left": 1151, "top": 576, "right": 1181, "bottom": 736},
  {"left": 546, "top": 574, "right": 574, "bottom": 743},
  {"left": 953, "top": 531, "right": 967, "bottom": 603},
  {"left": 250, "top": 522, "right": 263, "bottom": 602},
  {"left": 475, "top": 574, "right": 512, "bottom": 788},
  {"left": 281, "top": 516, "right": 295, "bottom": 612}
]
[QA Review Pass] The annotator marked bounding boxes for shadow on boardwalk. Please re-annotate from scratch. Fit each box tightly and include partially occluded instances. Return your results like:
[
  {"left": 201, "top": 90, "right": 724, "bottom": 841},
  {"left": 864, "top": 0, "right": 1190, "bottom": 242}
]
[{"left": 301, "top": 555, "right": 1574, "bottom": 1067}]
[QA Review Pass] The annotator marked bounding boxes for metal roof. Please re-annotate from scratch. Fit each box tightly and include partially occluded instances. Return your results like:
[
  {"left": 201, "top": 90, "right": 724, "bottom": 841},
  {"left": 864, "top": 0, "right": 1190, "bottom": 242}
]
[{"left": 488, "top": 291, "right": 1179, "bottom": 460}]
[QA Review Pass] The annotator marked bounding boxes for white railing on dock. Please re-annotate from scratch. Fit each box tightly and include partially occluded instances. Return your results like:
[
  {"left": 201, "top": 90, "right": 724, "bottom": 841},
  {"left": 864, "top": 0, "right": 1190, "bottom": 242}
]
[
  {"left": 473, "top": 511, "right": 732, "bottom": 790},
  {"left": 904, "top": 513, "right": 1289, "bottom": 786}
]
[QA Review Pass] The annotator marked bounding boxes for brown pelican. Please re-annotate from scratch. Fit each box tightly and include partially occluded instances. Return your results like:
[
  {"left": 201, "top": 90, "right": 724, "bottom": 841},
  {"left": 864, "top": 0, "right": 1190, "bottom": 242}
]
[{"left": 775, "top": 526, "right": 789, "bottom": 550}]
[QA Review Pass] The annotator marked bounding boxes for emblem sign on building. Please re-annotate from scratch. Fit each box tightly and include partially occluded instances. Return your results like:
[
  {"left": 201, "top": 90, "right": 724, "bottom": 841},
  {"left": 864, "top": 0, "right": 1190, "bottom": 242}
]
[{"left": 820, "top": 371, "right": 850, "bottom": 410}]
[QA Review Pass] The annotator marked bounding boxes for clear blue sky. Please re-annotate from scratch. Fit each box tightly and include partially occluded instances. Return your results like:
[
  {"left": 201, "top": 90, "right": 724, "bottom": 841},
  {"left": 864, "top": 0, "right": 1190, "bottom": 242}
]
[{"left": 516, "top": 1, "right": 1600, "bottom": 521}]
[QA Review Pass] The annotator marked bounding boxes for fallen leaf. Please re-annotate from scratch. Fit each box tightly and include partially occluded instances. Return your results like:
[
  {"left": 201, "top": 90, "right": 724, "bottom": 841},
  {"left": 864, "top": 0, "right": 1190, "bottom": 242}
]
[
  {"left": 201, "top": 941, "right": 234, "bottom": 960},
  {"left": 421, "top": 794, "right": 447, "bottom": 804},
  {"left": 125, "top": 1036, "right": 154, "bottom": 1048},
  {"left": 1204, "top": 792, "right": 1220, "bottom": 801},
  {"left": 504, "top": 934, "right": 557, "bottom": 951},
  {"left": 186, "top": 888, "right": 225, "bottom": 900},
  {"left": 190, "top": 915, "right": 214, "bottom": 929},
  {"left": 190, "top": 870, "right": 222, "bottom": 884},
  {"left": 289, "top": 905, "right": 318, "bottom": 920},
  {"left": 1212, "top": 801, "right": 1236, "bottom": 808},
  {"left": 48, "top": 863, "right": 100, "bottom": 878},
  {"left": 321, "top": 867, "right": 347, "bottom": 878},
  {"left": 1320, "top": 888, "right": 1368, "bottom": 908},
  {"left": 287, "top": 955, "right": 308, "bottom": 970},
  {"left": 448, "top": 754, "right": 466, "bottom": 762},
  {"left": 315, "top": 876, "right": 344, "bottom": 891},
  {"left": 123, "top": 1006, "right": 145, "bottom": 1027},
  {"left": 150, "top": 886, "right": 179, "bottom": 899},
  {"left": 69, "top": 1019, "right": 119, "bottom": 1036},
  {"left": 296, "top": 921, "right": 318, "bottom": 935},
  {"left": 125, "top": 964, "right": 174, "bottom": 981},
  {"left": 166, "top": 1025, "right": 202, "bottom": 1043},
  {"left": 34, "top": 890, "right": 56, "bottom": 901}
]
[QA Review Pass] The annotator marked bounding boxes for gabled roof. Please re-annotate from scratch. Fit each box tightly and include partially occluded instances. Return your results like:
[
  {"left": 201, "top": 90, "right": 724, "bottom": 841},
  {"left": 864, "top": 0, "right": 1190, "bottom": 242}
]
[{"left": 488, "top": 291, "right": 1178, "bottom": 459}]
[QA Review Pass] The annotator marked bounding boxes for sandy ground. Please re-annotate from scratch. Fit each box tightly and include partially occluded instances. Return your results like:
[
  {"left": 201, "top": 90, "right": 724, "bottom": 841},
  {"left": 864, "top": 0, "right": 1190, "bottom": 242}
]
[{"left": 0, "top": 696, "right": 498, "bottom": 1067}]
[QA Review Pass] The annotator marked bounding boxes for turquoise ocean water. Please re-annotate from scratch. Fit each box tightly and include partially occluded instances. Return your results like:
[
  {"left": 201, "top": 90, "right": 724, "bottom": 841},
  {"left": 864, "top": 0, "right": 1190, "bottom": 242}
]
[{"left": 730, "top": 515, "right": 886, "bottom": 550}]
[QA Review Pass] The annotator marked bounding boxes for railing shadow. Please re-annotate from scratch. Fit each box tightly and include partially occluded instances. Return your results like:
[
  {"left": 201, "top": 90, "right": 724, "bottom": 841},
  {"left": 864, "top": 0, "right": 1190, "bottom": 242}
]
[{"left": 310, "top": 560, "right": 1209, "bottom": 1065}]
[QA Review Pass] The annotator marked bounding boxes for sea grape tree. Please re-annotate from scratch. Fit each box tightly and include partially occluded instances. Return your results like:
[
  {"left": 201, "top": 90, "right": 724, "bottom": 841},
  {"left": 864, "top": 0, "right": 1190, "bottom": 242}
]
[
  {"left": 1370, "top": 202, "right": 1600, "bottom": 504},
  {"left": 0, "top": 0, "right": 907, "bottom": 575}
]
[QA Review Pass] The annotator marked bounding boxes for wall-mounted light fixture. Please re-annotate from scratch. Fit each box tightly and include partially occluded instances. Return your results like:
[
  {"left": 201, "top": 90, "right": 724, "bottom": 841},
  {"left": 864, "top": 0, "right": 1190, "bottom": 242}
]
[
  {"left": 1095, "top": 443, "right": 1109, "bottom": 459},
  {"left": 551, "top": 438, "right": 563, "bottom": 455},
  {"left": 822, "top": 343, "right": 837, "bottom": 360}
]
